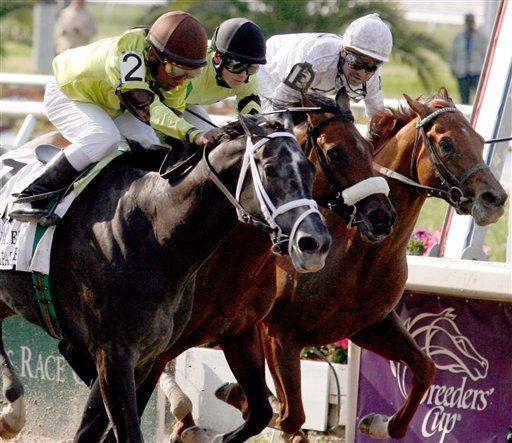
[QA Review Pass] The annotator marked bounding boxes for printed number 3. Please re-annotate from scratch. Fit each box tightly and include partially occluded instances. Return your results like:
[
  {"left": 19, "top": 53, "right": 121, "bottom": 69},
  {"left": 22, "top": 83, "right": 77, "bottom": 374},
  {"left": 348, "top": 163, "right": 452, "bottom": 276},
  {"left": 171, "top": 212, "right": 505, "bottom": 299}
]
[{"left": 121, "top": 52, "right": 145, "bottom": 82}]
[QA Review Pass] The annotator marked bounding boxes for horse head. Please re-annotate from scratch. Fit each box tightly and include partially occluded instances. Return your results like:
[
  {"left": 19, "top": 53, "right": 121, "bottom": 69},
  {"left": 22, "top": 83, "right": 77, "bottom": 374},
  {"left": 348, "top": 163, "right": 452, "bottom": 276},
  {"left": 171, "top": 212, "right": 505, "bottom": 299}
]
[
  {"left": 293, "top": 91, "right": 396, "bottom": 243},
  {"left": 404, "top": 308, "right": 489, "bottom": 381},
  {"left": 400, "top": 89, "right": 507, "bottom": 226},
  {"left": 207, "top": 115, "right": 331, "bottom": 273}
]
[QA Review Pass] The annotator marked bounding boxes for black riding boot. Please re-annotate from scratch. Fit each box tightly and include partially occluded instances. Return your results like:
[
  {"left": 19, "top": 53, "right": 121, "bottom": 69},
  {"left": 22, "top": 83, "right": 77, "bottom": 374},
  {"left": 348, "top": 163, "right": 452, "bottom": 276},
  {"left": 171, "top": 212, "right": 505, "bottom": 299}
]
[{"left": 9, "top": 151, "right": 80, "bottom": 224}]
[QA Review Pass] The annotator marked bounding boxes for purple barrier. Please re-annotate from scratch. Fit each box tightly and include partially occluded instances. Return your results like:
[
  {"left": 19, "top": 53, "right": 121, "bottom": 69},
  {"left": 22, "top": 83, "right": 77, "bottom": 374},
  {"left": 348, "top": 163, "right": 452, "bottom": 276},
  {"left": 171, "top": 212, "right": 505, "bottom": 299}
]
[{"left": 356, "top": 292, "right": 512, "bottom": 443}]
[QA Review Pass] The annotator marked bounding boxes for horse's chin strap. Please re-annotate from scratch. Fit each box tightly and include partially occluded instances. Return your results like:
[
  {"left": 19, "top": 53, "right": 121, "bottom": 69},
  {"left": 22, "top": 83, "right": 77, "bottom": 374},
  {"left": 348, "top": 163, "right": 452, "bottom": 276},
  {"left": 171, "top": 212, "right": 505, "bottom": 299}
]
[{"left": 235, "top": 132, "right": 321, "bottom": 257}]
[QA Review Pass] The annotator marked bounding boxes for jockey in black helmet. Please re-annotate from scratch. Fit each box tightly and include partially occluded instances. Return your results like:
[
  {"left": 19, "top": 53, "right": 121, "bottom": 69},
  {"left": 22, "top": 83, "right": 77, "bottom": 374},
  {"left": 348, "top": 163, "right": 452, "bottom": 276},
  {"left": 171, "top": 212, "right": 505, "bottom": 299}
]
[{"left": 182, "top": 18, "right": 267, "bottom": 131}]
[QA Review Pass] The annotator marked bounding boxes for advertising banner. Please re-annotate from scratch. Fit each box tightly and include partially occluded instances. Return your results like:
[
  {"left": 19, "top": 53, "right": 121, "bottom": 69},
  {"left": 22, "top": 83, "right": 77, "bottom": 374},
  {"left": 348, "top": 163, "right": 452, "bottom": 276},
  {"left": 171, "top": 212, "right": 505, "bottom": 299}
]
[{"left": 356, "top": 292, "right": 512, "bottom": 443}]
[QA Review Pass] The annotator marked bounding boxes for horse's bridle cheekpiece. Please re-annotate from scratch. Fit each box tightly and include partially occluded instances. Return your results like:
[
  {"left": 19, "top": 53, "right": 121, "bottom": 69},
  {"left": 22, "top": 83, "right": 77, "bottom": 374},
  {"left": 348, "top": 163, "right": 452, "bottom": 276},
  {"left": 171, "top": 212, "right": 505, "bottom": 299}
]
[
  {"left": 374, "top": 107, "right": 489, "bottom": 210},
  {"left": 305, "top": 110, "right": 389, "bottom": 227},
  {"left": 203, "top": 130, "right": 321, "bottom": 256}
]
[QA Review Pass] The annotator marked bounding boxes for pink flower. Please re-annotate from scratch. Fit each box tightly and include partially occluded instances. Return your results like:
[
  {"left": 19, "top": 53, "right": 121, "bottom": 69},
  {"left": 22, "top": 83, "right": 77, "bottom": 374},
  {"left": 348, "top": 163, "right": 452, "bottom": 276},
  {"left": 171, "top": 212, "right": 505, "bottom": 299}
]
[
  {"left": 412, "top": 229, "right": 441, "bottom": 256},
  {"left": 335, "top": 338, "right": 349, "bottom": 349}
]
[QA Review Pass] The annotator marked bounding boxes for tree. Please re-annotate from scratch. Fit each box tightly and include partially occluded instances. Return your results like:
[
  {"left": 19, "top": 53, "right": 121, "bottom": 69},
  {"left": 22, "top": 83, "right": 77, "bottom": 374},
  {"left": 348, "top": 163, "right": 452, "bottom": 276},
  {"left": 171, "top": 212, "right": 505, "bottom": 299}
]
[{"left": 145, "top": 0, "right": 447, "bottom": 91}]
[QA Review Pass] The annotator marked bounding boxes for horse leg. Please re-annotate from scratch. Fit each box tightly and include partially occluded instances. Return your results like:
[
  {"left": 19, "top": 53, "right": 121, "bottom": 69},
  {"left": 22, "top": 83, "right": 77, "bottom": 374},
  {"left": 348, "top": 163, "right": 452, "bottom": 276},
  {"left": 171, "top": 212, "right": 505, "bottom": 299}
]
[
  {"left": 95, "top": 345, "right": 142, "bottom": 443},
  {"left": 350, "top": 310, "right": 435, "bottom": 439},
  {"left": 0, "top": 317, "right": 26, "bottom": 439},
  {"left": 207, "top": 326, "right": 273, "bottom": 442},
  {"left": 74, "top": 378, "right": 110, "bottom": 443},
  {"left": 159, "top": 359, "right": 197, "bottom": 440},
  {"left": 263, "top": 332, "right": 305, "bottom": 436}
]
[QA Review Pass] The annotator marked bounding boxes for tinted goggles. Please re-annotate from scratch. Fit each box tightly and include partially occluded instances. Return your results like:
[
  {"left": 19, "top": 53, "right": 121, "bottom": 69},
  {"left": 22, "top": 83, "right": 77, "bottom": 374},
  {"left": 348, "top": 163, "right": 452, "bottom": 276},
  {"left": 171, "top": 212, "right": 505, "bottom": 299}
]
[
  {"left": 345, "top": 52, "right": 381, "bottom": 73},
  {"left": 163, "top": 60, "right": 203, "bottom": 79},
  {"left": 222, "top": 57, "right": 260, "bottom": 75}
]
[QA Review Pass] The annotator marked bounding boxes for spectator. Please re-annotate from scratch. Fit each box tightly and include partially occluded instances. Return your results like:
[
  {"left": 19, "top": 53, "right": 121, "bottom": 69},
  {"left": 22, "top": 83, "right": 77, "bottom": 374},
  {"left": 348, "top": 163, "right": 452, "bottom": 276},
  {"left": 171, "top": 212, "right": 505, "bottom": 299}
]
[
  {"left": 450, "top": 13, "right": 487, "bottom": 104},
  {"left": 55, "top": 0, "right": 97, "bottom": 53}
]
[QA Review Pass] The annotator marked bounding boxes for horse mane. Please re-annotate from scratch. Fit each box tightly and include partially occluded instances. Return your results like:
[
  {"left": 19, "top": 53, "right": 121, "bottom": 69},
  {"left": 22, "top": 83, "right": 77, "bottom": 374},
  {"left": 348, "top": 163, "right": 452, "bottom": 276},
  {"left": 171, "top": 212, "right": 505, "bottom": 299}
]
[
  {"left": 212, "top": 115, "right": 289, "bottom": 144},
  {"left": 368, "top": 87, "right": 454, "bottom": 150}
]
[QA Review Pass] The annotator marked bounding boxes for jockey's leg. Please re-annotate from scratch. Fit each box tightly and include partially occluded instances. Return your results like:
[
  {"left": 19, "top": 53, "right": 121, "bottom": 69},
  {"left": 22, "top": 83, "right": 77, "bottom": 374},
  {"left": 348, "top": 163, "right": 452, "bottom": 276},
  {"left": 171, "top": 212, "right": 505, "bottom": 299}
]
[{"left": 9, "top": 81, "right": 122, "bottom": 223}]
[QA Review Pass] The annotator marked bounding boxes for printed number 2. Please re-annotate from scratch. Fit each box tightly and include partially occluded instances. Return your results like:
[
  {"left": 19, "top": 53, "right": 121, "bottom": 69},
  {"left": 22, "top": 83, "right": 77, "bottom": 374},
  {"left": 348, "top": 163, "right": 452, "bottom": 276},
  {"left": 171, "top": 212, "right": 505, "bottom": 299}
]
[{"left": 121, "top": 52, "right": 145, "bottom": 83}]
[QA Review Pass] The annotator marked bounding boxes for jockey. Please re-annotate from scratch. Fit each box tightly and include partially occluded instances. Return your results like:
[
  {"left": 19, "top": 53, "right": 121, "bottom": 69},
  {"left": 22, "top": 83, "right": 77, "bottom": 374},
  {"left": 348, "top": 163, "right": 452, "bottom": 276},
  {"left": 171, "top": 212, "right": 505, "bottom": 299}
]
[
  {"left": 258, "top": 13, "right": 393, "bottom": 118},
  {"left": 9, "top": 11, "right": 212, "bottom": 223},
  {"left": 182, "top": 18, "right": 266, "bottom": 131}
]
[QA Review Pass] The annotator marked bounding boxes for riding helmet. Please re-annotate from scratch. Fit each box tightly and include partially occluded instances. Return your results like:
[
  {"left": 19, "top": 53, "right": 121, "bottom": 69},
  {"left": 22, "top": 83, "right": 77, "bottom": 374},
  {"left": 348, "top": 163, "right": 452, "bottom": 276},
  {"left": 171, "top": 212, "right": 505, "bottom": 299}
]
[
  {"left": 211, "top": 18, "right": 267, "bottom": 64},
  {"left": 342, "top": 13, "right": 393, "bottom": 62},
  {"left": 148, "top": 11, "right": 208, "bottom": 68}
]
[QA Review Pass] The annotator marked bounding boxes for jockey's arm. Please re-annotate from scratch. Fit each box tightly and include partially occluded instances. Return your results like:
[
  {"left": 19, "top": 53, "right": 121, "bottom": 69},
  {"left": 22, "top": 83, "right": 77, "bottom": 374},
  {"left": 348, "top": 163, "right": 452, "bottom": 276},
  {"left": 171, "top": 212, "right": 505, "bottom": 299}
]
[{"left": 235, "top": 75, "right": 262, "bottom": 115}]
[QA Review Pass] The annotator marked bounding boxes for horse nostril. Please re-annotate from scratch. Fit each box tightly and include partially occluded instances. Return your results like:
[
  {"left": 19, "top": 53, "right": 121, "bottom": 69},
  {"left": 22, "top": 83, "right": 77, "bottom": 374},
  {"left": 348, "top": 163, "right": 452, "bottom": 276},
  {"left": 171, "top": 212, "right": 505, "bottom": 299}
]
[
  {"left": 297, "top": 236, "right": 319, "bottom": 253},
  {"left": 369, "top": 208, "right": 392, "bottom": 228},
  {"left": 480, "top": 190, "right": 506, "bottom": 207}
]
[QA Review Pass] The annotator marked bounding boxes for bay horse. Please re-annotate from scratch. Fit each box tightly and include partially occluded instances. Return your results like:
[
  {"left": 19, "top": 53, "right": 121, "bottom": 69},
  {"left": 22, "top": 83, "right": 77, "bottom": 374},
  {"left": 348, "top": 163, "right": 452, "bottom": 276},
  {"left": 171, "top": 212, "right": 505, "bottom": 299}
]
[
  {"left": 209, "top": 89, "right": 508, "bottom": 441},
  {"left": 39, "top": 91, "right": 397, "bottom": 443},
  {"left": 0, "top": 114, "right": 333, "bottom": 442}
]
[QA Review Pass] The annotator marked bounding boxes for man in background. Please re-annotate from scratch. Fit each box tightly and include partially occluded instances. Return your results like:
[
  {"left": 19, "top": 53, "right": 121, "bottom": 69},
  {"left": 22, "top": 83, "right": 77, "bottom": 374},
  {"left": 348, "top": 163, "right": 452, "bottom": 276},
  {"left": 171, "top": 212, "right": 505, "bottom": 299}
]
[
  {"left": 55, "top": 0, "right": 97, "bottom": 53},
  {"left": 450, "top": 13, "right": 487, "bottom": 104}
]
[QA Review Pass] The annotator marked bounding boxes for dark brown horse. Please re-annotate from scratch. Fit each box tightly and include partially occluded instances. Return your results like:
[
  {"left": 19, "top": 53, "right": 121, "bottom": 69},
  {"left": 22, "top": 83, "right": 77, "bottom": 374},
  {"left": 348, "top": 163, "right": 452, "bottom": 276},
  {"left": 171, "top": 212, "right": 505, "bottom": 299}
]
[
  {"left": 0, "top": 115, "right": 333, "bottom": 442},
  {"left": 208, "top": 89, "right": 508, "bottom": 441},
  {"left": 48, "top": 91, "right": 396, "bottom": 443}
]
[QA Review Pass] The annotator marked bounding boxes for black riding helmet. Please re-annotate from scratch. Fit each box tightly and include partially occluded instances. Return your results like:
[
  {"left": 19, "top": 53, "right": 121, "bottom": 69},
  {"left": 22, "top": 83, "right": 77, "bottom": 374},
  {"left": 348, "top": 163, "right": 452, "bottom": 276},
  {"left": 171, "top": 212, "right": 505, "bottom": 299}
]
[{"left": 211, "top": 18, "right": 266, "bottom": 64}]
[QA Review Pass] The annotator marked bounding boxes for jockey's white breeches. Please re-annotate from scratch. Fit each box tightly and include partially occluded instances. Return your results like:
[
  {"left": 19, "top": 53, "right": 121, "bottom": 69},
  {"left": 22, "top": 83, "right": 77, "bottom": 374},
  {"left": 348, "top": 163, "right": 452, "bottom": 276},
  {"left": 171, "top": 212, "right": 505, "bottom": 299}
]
[{"left": 44, "top": 81, "right": 160, "bottom": 171}]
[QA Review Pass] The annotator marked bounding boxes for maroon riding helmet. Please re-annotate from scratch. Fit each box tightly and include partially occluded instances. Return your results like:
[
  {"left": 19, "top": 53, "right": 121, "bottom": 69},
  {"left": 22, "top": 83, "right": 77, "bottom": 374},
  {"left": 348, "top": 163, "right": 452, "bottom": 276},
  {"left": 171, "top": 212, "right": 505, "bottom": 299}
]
[{"left": 148, "top": 11, "right": 208, "bottom": 68}]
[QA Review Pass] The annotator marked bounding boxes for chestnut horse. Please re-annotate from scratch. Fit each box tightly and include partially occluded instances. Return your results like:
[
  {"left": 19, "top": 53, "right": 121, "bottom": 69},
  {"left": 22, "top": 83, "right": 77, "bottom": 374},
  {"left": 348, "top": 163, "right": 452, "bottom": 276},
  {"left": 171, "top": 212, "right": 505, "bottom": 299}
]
[
  {"left": 206, "top": 89, "right": 508, "bottom": 441},
  {"left": 0, "top": 115, "right": 333, "bottom": 442},
  {"left": 49, "top": 91, "right": 397, "bottom": 443}
]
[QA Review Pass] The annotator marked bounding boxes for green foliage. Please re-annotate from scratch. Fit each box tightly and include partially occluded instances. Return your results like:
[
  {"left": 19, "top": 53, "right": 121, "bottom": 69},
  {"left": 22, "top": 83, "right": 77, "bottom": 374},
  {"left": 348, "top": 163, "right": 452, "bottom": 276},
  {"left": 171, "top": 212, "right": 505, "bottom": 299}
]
[
  {"left": 406, "top": 237, "right": 425, "bottom": 256},
  {"left": 0, "top": 2, "right": 35, "bottom": 56},
  {"left": 301, "top": 344, "right": 348, "bottom": 364}
]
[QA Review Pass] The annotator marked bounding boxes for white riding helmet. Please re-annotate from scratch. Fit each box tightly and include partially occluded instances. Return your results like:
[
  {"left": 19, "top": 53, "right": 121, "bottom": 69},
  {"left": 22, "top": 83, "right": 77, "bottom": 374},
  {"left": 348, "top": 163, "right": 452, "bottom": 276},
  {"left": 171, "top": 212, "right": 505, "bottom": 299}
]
[{"left": 342, "top": 13, "right": 393, "bottom": 62}]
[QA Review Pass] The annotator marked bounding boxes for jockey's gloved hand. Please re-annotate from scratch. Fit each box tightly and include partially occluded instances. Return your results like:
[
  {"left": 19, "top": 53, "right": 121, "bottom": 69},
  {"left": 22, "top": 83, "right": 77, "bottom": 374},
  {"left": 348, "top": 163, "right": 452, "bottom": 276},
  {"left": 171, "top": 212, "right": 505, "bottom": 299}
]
[{"left": 194, "top": 129, "right": 218, "bottom": 148}]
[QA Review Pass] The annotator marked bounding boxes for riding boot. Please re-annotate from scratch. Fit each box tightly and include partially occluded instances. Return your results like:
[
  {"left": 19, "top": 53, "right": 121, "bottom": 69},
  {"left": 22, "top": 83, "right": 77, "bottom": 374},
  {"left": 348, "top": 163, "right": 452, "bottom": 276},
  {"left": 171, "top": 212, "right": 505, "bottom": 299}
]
[{"left": 9, "top": 151, "right": 80, "bottom": 224}]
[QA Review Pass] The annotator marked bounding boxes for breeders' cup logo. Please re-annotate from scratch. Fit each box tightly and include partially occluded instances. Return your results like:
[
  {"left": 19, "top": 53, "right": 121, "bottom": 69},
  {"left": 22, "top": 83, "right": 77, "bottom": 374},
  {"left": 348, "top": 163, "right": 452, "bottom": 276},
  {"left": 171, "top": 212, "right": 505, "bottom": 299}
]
[{"left": 390, "top": 308, "right": 494, "bottom": 443}]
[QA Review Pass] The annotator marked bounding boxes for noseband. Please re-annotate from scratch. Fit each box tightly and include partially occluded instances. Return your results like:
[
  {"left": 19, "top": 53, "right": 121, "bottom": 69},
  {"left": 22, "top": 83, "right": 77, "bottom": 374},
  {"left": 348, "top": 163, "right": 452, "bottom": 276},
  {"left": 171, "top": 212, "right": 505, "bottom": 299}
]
[
  {"left": 203, "top": 131, "right": 321, "bottom": 256},
  {"left": 375, "top": 107, "right": 488, "bottom": 208},
  {"left": 306, "top": 111, "right": 389, "bottom": 227}
]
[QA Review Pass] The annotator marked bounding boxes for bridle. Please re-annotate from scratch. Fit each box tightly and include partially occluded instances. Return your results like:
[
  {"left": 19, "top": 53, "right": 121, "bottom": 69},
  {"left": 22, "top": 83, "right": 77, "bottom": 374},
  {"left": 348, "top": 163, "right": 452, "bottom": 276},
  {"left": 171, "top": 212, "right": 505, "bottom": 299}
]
[
  {"left": 374, "top": 107, "right": 489, "bottom": 208},
  {"left": 305, "top": 110, "right": 389, "bottom": 227},
  {"left": 203, "top": 129, "right": 321, "bottom": 256}
]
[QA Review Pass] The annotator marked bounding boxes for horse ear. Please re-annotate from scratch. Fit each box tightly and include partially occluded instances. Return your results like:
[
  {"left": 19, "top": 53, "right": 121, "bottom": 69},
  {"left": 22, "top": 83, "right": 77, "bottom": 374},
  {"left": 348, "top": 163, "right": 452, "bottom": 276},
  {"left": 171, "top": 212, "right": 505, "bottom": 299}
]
[
  {"left": 277, "top": 111, "right": 294, "bottom": 132},
  {"left": 301, "top": 93, "right": 314, "bottom": 108},
  {"left": 403, "top": 94, "right": 430, "bottom": 118},
  {"left": 335, "top": 88, "right": 350, "bottom": 111}
]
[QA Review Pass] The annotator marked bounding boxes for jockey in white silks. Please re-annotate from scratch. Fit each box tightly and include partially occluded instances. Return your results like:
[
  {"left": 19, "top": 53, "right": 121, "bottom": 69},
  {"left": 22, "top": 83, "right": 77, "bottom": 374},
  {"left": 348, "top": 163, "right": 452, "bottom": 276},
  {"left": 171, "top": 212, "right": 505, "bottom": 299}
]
[{"left": 258, "top": 13, "right": 393, "bottom": 118}]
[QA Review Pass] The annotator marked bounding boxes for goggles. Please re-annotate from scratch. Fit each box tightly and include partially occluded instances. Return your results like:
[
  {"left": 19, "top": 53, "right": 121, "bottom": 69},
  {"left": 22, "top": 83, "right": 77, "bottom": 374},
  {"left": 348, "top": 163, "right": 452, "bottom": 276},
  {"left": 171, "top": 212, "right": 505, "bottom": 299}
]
[
  {"left": 163, "top": 60, "right": 203, "bottom": 79},
  {"left": 345, "top": 52, "right": 381, "bottom": 73},
  {"left": 222, "top": 56, "right": 260, "bottom": 75}
]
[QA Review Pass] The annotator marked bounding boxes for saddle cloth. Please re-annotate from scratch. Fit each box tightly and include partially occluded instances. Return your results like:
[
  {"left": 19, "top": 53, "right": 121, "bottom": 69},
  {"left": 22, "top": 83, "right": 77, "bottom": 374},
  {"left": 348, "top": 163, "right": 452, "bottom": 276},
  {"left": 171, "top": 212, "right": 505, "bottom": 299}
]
[{"left": 0, "top": 144, "right": 126, "bottom": 274}]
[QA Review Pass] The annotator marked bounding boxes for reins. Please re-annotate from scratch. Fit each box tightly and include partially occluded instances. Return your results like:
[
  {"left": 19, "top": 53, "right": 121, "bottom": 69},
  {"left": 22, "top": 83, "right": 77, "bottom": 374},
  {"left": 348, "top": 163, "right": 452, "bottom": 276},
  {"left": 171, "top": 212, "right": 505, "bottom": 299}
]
[{"left": 373, "top": 107, "right": 490, "bottom": 207}]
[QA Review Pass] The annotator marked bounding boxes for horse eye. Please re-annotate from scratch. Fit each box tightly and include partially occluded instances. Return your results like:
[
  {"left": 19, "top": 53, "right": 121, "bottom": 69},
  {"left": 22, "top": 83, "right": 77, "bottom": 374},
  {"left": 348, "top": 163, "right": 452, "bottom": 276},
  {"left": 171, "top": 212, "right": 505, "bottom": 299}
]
[
  {"left": 264, "top": 164, "right": 278, "bottom": 178},
  {"left": 439, "top": 139, "right": 454, "bottom": 154},
  {"left": 327, "top": 147, "right": 345, "bottom": 164}
]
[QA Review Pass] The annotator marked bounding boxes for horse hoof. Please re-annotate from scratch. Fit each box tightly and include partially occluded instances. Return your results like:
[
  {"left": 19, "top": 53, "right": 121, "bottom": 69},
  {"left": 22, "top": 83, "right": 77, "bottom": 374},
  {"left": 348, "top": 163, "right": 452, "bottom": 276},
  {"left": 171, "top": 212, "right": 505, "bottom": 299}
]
[
  {"left": 181, "top": 426, "right": 223, "bottom": 443},
  {"left": 359, "top": 413, "right": 391, "bottom": 439},
  {"left": 0, "top": 397, "right": 26, "bottom": 439}
]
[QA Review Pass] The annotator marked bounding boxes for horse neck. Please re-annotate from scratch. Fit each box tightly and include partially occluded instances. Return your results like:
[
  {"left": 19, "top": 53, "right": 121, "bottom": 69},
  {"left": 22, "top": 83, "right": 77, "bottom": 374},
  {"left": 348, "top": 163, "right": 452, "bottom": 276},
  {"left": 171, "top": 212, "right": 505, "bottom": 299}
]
[
  {"left": 374, "top": 123, "right": 428, "bottom": 244},
  {"left": 137, "top": 155, "right": 242, "bottom": 275}
]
